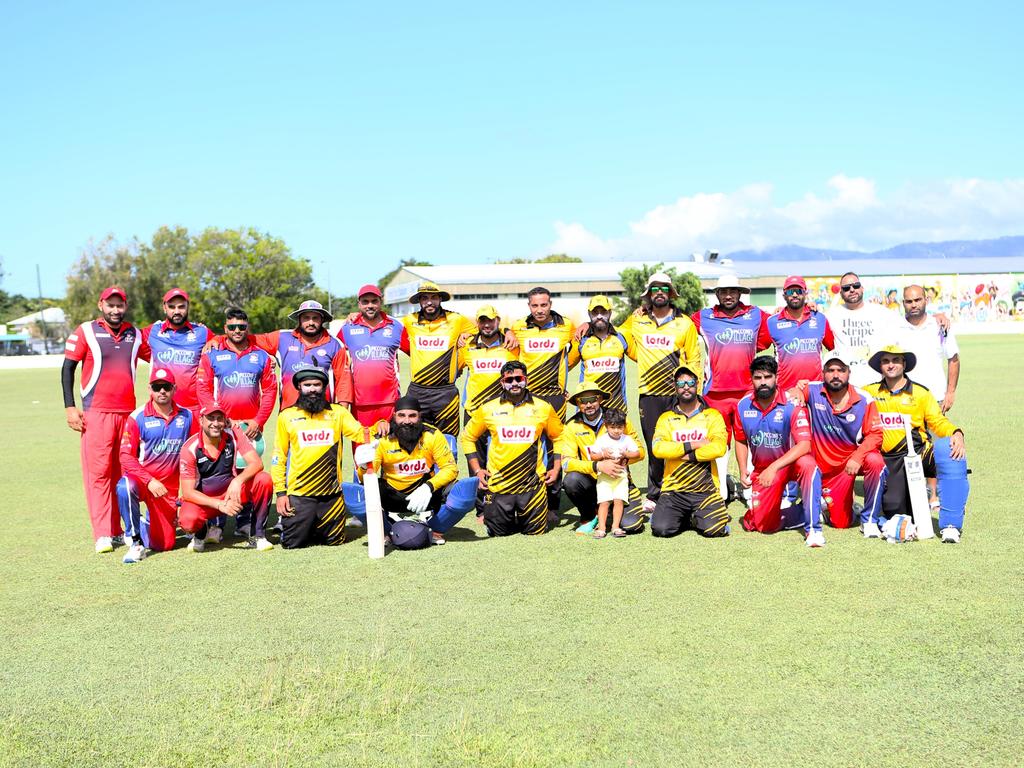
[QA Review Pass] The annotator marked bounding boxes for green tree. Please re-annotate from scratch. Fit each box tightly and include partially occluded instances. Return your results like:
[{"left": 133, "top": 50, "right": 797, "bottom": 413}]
[
  {"left": 378, "top": 258, "right": 433, "bottom": 292},
  {"left": 614, "top": 263, "right": 704, "bottom": 325},
  {"left": 536, "top": 253, "right": 582, "bottom": 263},
  {"left": 63, "top": 235, "right": 150, "bottom": 326}
]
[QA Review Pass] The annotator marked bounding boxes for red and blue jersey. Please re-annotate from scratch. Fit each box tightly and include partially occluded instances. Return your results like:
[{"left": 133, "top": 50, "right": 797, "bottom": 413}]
[
  {"left": 179, "top": 425, "right": 254, "bottom": 498},
  {"left": 244, "top": 329, "right": 353, "bottom": 410},
  {"left": 692, "top": 304, "right": 772, "bottom": 394},
  {"left": 732, "top": 392, "right": 811, "bottom": 470},
  {"left": 767, "top": 308, "right": 835, "bottom": 391},
  {"left": 798, "top": 382, "right": 882, "bottom": 473},
  {"left": 340, "top": 314, "right": 406, "bottom": 406},
  {"left": 119, "top": 402, "right": 197, "bottom": 486},
  {"left": 64, "top": 319, "right": 143, "bottom": 412},
  {"left": 142, "top": 321, "right": 212, "bottom": 410},
  {"left": 197, "top": 343, "right": 277, "bottom": 428}
]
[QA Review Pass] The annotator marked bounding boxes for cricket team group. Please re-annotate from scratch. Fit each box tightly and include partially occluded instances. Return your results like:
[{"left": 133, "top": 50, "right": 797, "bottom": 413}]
[{"left": 62, "top": 269, "right": 970, "bottom": 563}]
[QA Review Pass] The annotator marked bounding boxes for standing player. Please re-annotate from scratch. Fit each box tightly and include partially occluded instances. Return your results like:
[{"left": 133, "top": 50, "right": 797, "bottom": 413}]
[
  {"left": 178, "top": 403, "right": 274, "bottom": 552},
  {"left": 511, "top": 287, "right": 577, "bottom": 421},
  {"left": 767, "top": 275, "right": 835, "bottom": 392},
  {"left": 117, "top": 368, "right": 198, "bottom": 562},
  {"left": 826, "top": 272, "right": 897, "bottom": 387},
  {"left": 339, "top": 284, "right": 407, "bottom": 439},
  {"left": 462, "top": 362, "right": 563, "bottom": 536},
  {"left": 62, "top": 286, "right": 144, "bottom": 553},
  {"left": 140, "top": 288, "right": 212, "bottom": 417},
  {"left": 691, "top": 275, "right": 772, "bottom": 501},
  {"left": 649, "top": 365, "right": 730, "bottom": 538},
  {"left": 568, "top": 296, "right": 632, "bottom": 414},
  {"left": 788, "top": 354, "right": 888, "bottom": 535},
  {"left": 897, "top": 284, "right": 960, "bottom": 413},
  {"left": 732, "top": 357, "right": 823, "bottom": 547},
  {"left": 618, "top": 272, "right": 701, "bottom": 511}
]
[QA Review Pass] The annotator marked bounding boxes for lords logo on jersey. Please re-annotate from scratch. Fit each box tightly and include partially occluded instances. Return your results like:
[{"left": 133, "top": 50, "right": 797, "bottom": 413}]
[
  {"left": 415, "top": 336, "right": 449, "bottom": 351},
  {"left": 498, "top": 425, "right": 537, "bottom": 444},
  {"left": 297, "top": 428, "right": 334, "bottom": 447},
  {"left": 585, "top": 356, "right": 620, "bottom": 373},
  {"left": 672, "top": 428, "right": 706, "bottom": 442},
  {"left": 394, "top": 458, "right": 429, "bottom": 476},
  {"left": 878, "top": 411, "right": 907, "bottom": 431},
  {"left": 472, "top": 358, "right": 504, "bottom": 373},
  {"left": 641, "top": 334, "right": 674, "bottom": 350},
  {"left": 523, "top": 338, "right": 559, "bottom": 353}
]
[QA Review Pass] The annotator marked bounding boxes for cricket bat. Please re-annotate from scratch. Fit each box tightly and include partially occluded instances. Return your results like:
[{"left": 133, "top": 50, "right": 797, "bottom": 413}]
[
  {"left": 902, "top": 418, "right": 935, "bottom": 539},
  {"left": 363, "top": 467, "right": 386, "bottom": 559}
]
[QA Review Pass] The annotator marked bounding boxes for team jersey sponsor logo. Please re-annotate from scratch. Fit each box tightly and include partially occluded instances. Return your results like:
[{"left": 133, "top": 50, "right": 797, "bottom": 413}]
[
  {"left": 472, "top": 358, "right": 504, "bottom": 373},
  {"left": 152, "top": 438, "right": 184, "bottom": 454},
  {"left": 796, "top": 418, "right": 809, "bottom": 427},
  {"left": 317, "top": 349, "right": 328, "bottom": 357},
  {"left": 144, "top": 419, "right": 162, "bottom": 428},
  {"left": 393, "top": 458, "right": 429, "bottom": 476},
  {"left": 415, "top": 336, "right": 450, "bottom": 351},
  {"left": 782, "top": 338, "right": 820, "bottom": 355},
  {"left": 672, "top": 428, "right": 706, "bottom": 442},
  {"left": 288, "top": 345, "right": 300, "bottom": 352},
  {"left": 878, "top": 411, "right": 907, "bottom": 430},
  {"left": 773, "top": 411, "right": 784, "bottom": 422},
  {"left": 813, "top": 403, "right": 828, "bottom": 411},
  {"left": 222, "top": 370, "right": 258, "bottom": 389},
  {"left": 156, "top": 348, "right": 199, "bottom": 365},
  {"left": 845, "top": 414, "right": 857, "bottom": 422},
  {"left": 523, "top": 337, "right": 559, "bottom": 353},
  {"left": 749, "top": 431, "right": 783, "bottom": 449},
  {"left": 641, "top": 334, "right": 674, "bottom": 350},
  {"left": 743, "top": 409, "right": 759, "bottom": 417},
  {"left": 713, "top": 328, "right": 754, "bottom": 345},
  {"left": 498, "top": 425, "right": 536, "bottom": 444},
  {"left": 776, "top": 321, "right": 793, "bottom": 329},
  {"left": 382, "top": 327, "right": 393, "bottom": 337},
  {"left": 348, "top": 327, "right": 366, "bottom": 335},
  {"left": 216, "top": 353, "right": 232, "bottom": 361},
  {"left": 298, "top": 428, "right": 335, "bottom": 447},
  {"left": 248, "top": 354, "right": 260, "bottom": 363},
  {"left": 355, "top": 345, "right": 395, "bottom": 362},
  {"left": 584, "top": 356, "right": 620, "bottom": 373}
]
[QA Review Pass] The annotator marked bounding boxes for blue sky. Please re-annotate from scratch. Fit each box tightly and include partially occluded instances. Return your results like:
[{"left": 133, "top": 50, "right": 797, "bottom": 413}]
[{"left": 2, "top": 2, "right": 1021, "bottom": 299}]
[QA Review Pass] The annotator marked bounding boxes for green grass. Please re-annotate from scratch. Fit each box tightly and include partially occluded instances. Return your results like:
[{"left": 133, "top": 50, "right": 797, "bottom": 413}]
[{"left": 1, "top": 336, "right": 1022, "bottom": 767}]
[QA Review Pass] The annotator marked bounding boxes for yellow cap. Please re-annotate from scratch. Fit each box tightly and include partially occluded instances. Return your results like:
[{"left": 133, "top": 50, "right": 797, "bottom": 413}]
[
  {"left": 587, "top": 295, "right": 612, "bottom": 312},
  {"left": 476, "top": 305, "right": 499, "bottom": 320}
]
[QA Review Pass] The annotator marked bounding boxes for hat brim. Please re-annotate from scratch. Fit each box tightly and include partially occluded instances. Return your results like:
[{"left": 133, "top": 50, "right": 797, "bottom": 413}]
[
  {"left": 410, "top": 290, "right": 452, "bottom": 303},
  {"left": 569, "top": 387, "right": 609, "bottom": 405},
  {"left": 289, "top": 308, "right": 334, "bottom": 323},
  {"left": 715, "top": 284, "right": 750, "bottom": 294},
  {"left": 868, "top": 350, "right": 917, "bottom": 374},
  {"left": 291, "top": 369, "right": 330, "bottom": 388},
  {"left": 672, "top": 365, "right": 700, "bottom": 381}
]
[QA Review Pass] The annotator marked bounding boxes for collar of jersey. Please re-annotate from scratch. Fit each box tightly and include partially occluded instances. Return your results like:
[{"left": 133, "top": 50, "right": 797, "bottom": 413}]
[
  {"left": 878, "top": 377, "right": 917, "bottom": 395},
  {"left": 351, "top": 313, "right": 393, "bottom": 329},
  {"left": 499, "top": 391, "right": 535, "bottom": 405},
  {"left": 97, "top": 318, "right": 133, "bottom": 337},
  {"left": 749, "top": 389, "right": 788, "bottom": 414},
  {"left": 473, "top": 332, "right": 504, "bottom": 348},
  {"left": 777, "top": 306, "right": 815, "bottom": 323},
  {"left": 159, "top": 319, "right": 195, "bottom": 332},
  {"left": 815, "top": 382, "right": 867, "bottom": 409},
  {"left": 711, "top": 302, "right": 753, "bottom": 318},
  {"left": 144, "top": 400, "right": 182, "bottom": 421}
]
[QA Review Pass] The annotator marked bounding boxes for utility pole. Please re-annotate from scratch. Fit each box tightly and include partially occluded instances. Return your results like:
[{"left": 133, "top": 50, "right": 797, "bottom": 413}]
[{"left": 36, "top": 264, "right": 50, "bottom": 354}]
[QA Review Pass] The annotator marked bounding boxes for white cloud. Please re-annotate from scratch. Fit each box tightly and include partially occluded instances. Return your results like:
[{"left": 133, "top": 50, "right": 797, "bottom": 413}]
[{"left": 548, "top": 175, "right": 1024, "bottom": 258}]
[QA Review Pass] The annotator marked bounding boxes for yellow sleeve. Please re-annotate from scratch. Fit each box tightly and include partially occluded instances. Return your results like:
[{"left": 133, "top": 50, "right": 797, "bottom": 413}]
[
  {"left": 556, "top": 429, "right": 594, "bottom": 476},
  {"left": 566, "top": 340, "right": 581, "bottom": 370},
  {"left": 456, "top": 313, "right": 477, "bottom": 338},
  {"left": 428, "top": 430, "right": 459, "bottom": 490},
  {"left": 337, "top": 406, "right": 370, "bottom": 444},
  {"left": 694, "top": 409, "right": 729, "bottom": 462},
  {"left": 626, "top": 418, "right": 646, "bottom": 462},
  {"left": 618, "top": 327, "right": 635, "bottom": 360},
  {"left": 921, "top": 390, "right": 959, "bottom": 438},
  {"left": 545, "top": 403, "right": 564, "bottom": 443},
  {"left": 270, "top": 413, "right": 290, "bottom": 493},
  {"left": 652, "top": 413, "right": 686, "bottom": 460},
  {"left": 461, "top": 407, "right": 487, "bottom": 457},
  {"left": 457, "top": 344, "right": 469, "bottom": 374}
]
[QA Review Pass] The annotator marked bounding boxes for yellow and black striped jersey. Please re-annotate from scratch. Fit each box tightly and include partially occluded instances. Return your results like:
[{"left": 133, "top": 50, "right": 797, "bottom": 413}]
[
  {"left": 510, "top": 314, "right": 575, "bottom": 397},
  {"left": 620, "top": 312, "right": 701, "bottom": 396},
  {"left": 457, "top": 334, "right": 518, "bottom": 416},
  {"left": 461, "top": 393, "right": 563, "bottom": 494},
  {"left": 651, "top": 403, "right": 727, "bottom": 494},
  {"left": 862, "top": 379, "right": 960, "bottom": 456},
  {"left": 556, "top": 413, "right": 645, "bottom": 478},
  {"left": 567, "top": 330, "right": 632, "bottom": 413},
  {"left": 401, "top": 310, "right": 477, "bottom": 386},
  {"left": 271, "top": 404, "right": 369, "bottom": 496},
  {"left": 368, "top": 424, "right": 459, "bottom": 493}
]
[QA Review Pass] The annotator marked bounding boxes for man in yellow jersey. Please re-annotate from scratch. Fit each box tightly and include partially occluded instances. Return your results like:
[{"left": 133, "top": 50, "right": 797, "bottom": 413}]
[
  {"left": 619, "top": 272, "right": 702, "bottom": 511},
  {"left": 556, "top": 384, "right": 646, "bottom": 534},
  {"left": 462, "top": 361, "right": 563, "bottom": 536},
  {"left": 862, "top": 344, "right": 969, "bottom": 543},
  {"left": 354, "top": 396, "right": 478, "bottom": 548},
  {"left": 457, "top": 306, "right": 518, "bottom": 518},
  {"left": 649, "top": 364, "right": 730, "bottom": 538},
  {"left": 271, "top": 365, "right": 386, "bottom": 548},
  {"left": 567, "top": 296, "right": 632, "bottom": 414}
]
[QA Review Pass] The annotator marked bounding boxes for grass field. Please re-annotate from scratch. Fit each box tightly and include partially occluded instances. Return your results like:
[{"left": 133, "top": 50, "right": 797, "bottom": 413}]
[{"left": 2, "top": 335, "right": 1022, "bottom": 767}]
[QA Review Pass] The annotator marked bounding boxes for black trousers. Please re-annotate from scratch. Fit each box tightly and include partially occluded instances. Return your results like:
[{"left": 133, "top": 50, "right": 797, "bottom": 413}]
[
  {"left": 561, "top": 471, "right": 646, "bottom": 533},
  {"left": 281, "top": 493, "right": 347, "bottom": 548},
  {"left": 650, "top": 489, "right": 729, "bottom": 538},
  {"left": 483, "top": 483, "right": 548, "bottom": 536},
  {"left": 533, "top": 391, "right": 567, "bottom": 521},
  {"left": 407, "top": 382, "right": 460, "bottom": 437},
  {"left": 638, "top": 394, "right": 675, "bottom": 500}
]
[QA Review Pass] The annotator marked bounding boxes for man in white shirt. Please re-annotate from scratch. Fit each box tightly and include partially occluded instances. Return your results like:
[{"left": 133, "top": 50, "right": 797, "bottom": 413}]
[
  {"left": 825, "top": 272, "right": 896, "bottom": 388},
  {"left": 896, "top": 284, "right": 960, "bottom": 413}
]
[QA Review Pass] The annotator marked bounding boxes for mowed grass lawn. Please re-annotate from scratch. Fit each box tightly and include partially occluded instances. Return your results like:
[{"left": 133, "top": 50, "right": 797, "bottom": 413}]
[{"left": 1, "top": 335, "right": 1022, "bottom": 767}]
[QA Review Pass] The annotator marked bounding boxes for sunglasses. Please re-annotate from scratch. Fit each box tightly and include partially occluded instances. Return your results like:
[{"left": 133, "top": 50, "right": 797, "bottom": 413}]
[
  {"left": 675, "top": 378, "right": 698, "bottom": 388},
  {"left": 840, "top": 282, "right": 862, "bottom": 292},
  {"left": 784, "top": 288, "right": 805, "bottom": 296},
  {"left": 151, "top": 383, "right": 173, "bottom": 392},
  {"left": 226, "top": 323, "right": 248, "bottom": 331},
  {"left": 576, "top": 395, "right": 601, "bottom": 404},
  {"left": 649, "top": 285, "right": 672, "bottom": 293},
  {"left": 502, "top": 376, "right": 525, "bottom": 384}
]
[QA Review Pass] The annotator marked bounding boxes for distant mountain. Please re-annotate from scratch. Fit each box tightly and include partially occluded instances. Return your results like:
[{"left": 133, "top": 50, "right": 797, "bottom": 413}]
[{"left": 725, "top": 235, "right": 1024, "bottom": 262}]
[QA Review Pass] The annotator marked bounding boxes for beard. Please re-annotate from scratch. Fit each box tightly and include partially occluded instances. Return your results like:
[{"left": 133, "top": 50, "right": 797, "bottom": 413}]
[
  {"left": 391, "top": 420, "right": 426, "bottom": 454},
  {"left": 825, "top": 378, "right": 846, "bottom": 392},
  {"left": 755, "top": 384, "right": 776, "bottom": 399},
  {"left": 297, "top": 390, "right": 329, "bottom": 414}
]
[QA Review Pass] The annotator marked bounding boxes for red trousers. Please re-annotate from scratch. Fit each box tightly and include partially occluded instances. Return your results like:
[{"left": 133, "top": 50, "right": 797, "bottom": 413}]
[
  {"left": 703, "top": 390, "right": 745, "bottom": 443},
  {"left": 179, "top": 471, "right": 273, "bottom": 534},
  {"left": 80, "top": 410, "right": 129, "bottom": 540},
  {"left": 820, "top": 452, "right": 888, "bottom": 528},
  {"left": 117, "top": 476, "right": 179, "bottom": 552},
  {"left": 741, "top": 455, "right": 821, "bottom": 533}
]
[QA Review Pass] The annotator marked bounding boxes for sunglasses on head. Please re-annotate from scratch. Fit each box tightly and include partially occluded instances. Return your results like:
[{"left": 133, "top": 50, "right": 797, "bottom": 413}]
[
  {"left": 676, "top": 378, "right": 698, "bottom": 388},
  {"left": 502, "top": 376, "right": 525, "bottom": 384},
  {"left": 576, "top": 395, "right": 601, "bottom": 404},
  {"left": 649, "top": 285, "right": 672, "bottom": 293},
  {"left": 151, "top": 382, "right": 173, "bottom": 392},
  {"left": 840, "top": 282, "right": 862, "bottom": 291},
  {"left": 226, "top": 323, "right": 248, "bottom": 330}
]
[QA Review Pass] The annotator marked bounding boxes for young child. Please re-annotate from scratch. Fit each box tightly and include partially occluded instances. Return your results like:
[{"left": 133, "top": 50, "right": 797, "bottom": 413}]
[{"left": 588, "top": 409, "right": 641, "bottom": 538}]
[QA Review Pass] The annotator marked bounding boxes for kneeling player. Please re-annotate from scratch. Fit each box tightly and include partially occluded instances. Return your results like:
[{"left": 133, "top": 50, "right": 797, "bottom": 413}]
[
  {"left": 863, "top": 345, "right": 969, "bottom": 543},
  {"left": 650, "top": 365, "right": 730, "bottom": 538},
  {"left": 178, "top": 403, "right": 273, "bottom": 552},
  {"left": 732, "top": 357, "right": 824, "bottom": 547}
]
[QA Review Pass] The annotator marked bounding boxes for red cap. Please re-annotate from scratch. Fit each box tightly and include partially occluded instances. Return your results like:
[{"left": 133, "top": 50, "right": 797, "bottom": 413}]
[
  {"left": 200, "top": 402, "right": 227, "bottom": 417},
  {"left": 358, "top": 284, "right": 382, "bottom": 298},
  {"left": 162, "top": 287, "right": 190, "bottom": 303},
  {"left": 149, "top": 367, "right": 177, "bottom": 386},
  {"left": 99, "top": 286, "right": 127, "bottom": 302},
  {"left": 783, "top": 275, "right": 807, "bottom": 290}
]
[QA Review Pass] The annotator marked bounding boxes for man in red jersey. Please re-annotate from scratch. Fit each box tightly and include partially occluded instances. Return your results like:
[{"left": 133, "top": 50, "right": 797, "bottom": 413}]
[{"left": 62, "top": 286, "right": 144, "bottom": 553}]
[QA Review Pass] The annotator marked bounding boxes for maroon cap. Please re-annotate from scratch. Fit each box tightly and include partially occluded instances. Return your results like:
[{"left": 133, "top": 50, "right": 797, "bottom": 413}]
[
  {"left": 200, "top": 402, "right": 227, "bottom": 417},
  {"left": 99, "top": 286, "right": 127, "bottom": 302},
  {"left": 162, "top": 287, "right": 190, "bottom": 303},
  {"left": 783, "top": 275, "right": 807, "bottom": 290},
  {"left": 358, "top": 284, "right": 382, "bottom": 298},
  {"left": 149, "top": 367, "right": 177, "bottom": 387}
]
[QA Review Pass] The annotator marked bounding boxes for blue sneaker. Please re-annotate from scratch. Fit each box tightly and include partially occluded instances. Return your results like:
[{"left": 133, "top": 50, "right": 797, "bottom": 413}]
[{"left": 577, "top": 517, "right": 599, "bottom": 535}]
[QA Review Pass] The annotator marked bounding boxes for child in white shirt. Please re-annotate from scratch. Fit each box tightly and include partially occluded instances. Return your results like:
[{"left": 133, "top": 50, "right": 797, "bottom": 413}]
[{"left": 588, "top": 409, "right": 641, "bottom": 538}]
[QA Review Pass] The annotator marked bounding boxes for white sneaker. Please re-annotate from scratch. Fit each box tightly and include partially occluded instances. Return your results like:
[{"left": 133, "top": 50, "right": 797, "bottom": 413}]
[
  {"left": 642, "top": 498, "right": 657, "bottom": 514},
  {"left": 431, "top": 532, "right": 446, "bottom": 545},
  {"left": 188, "top": 536, "right": 206, "bottom": 553},
  {"left": 95, "top": 536, "right": 114, "bottom": 554},
  {"left": 254, "top": 536, "right": 274, "bottom": 551},
  {"left": 805, "top": 530, "right": 826, "bottom": 548},
  {"left": 122, "top": 543, "right": 147, "bottom": 563},
  {"left": 940, "top": 526, "right": 961, "bottom": 544},
  {"left": 861, "top": 522, "right": 882, "bottom": 539},
  {"left": 206, "top": 526, "right": 223, "bottom": 544}
]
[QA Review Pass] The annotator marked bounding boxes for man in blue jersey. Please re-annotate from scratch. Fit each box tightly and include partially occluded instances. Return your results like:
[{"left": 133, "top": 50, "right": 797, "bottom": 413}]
[{"left": 140, "top": 288, "right": 212, "bottom": 418}]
